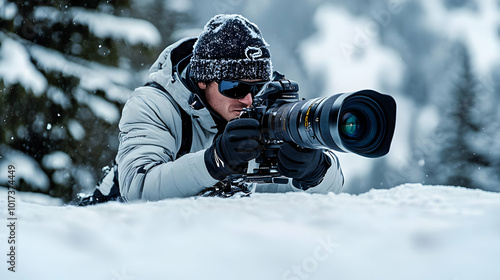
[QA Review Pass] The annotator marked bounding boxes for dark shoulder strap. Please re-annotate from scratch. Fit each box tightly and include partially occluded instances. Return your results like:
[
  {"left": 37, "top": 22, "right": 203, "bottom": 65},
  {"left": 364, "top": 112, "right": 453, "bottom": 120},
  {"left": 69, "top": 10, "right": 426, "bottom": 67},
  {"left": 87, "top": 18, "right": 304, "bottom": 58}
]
[
  {"left": 145, "top": 82, "right": 192, "bottom": 159},
  {"left": 177, "top": 105, "right": 193, "bottom": 158}
]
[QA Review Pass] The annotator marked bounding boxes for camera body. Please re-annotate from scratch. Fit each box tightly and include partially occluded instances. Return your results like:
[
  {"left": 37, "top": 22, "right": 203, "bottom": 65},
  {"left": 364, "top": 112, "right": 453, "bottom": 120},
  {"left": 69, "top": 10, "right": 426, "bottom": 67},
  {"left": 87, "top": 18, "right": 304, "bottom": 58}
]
[
  {"left": 240, "top": 77, "right": 301, "bottom": 182},
  {"left": 242, "top": 76, "right": 302, "bottom": 144}
]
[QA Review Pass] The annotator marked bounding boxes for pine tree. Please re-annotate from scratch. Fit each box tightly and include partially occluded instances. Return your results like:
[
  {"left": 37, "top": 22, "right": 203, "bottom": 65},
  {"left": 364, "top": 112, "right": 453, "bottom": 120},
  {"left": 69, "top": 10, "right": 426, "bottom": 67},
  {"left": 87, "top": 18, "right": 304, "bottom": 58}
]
[
  {"left": 424, "top": 42, "right": 491, "bottom": 189},
  {"left": 129, "top": 0, "right": 192, "bottom": 50},
  {"left": 0, "top": 0, "right": 161, "bottom": 201}
]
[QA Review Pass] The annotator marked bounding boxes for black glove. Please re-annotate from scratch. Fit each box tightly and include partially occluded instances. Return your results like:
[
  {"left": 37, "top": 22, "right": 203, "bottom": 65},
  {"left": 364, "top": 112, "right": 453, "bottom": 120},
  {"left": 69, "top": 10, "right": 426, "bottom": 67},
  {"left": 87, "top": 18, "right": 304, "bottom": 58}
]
[
  {"left": 277, "top": 143, "right": 331, "bottom": 190},
  {"left": 205, "top": 118, "right": 262, "bottom": 180}
]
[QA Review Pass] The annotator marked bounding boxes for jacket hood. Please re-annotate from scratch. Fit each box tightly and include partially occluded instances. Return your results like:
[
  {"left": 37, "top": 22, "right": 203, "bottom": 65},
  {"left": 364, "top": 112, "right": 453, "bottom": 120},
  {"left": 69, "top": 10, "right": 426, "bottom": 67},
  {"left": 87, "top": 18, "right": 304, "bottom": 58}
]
[
  {"left": 148, "top": 37, "right": 201, "bottom": 115},
  {"left": 148, "top": 37, "right": 228, "bottom": 132}
]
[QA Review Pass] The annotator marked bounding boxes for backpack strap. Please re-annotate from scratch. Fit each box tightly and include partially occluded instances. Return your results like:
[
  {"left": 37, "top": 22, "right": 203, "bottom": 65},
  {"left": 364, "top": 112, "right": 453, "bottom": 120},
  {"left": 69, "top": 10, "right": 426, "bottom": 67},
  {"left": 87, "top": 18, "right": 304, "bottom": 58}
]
[{"left": 145, "top": 81, "right": 193, "bottom": 159}]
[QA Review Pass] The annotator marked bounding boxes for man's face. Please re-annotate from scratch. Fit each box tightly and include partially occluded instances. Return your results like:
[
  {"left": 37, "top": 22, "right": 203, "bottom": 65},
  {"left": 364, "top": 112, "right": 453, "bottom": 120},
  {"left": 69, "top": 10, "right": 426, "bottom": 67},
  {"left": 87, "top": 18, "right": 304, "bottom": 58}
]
[{"left": 199, "top": 80, "right": 258, "bottom": 121}]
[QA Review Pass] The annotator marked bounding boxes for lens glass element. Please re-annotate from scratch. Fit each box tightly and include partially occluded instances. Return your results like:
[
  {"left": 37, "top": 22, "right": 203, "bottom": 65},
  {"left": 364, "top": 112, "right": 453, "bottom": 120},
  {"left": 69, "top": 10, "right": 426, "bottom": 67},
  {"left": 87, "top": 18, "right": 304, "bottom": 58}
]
[{"left": 341, "top": 112, "right": 361, "bottom": 138}]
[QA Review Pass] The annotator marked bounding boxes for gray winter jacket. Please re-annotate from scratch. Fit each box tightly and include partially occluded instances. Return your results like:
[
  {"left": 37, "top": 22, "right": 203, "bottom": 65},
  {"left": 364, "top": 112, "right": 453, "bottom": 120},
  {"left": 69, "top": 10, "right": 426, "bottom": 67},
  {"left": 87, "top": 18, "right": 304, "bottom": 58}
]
[{"left": 114, "top": 38, "right": 344, "bottom": 201}]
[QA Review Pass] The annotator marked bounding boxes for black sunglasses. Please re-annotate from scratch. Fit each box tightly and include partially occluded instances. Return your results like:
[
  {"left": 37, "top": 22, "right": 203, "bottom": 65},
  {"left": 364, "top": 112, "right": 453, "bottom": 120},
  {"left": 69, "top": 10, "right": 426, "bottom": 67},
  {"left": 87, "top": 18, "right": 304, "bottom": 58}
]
[{"left": 218, "top": 80, "right": 267, "bottom": 99}]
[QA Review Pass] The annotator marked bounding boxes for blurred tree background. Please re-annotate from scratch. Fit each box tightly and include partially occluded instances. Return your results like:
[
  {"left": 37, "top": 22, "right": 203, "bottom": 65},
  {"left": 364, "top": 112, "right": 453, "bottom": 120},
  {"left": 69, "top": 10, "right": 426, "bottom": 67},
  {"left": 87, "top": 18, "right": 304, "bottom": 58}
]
[
  {"left": 0, "top": 0, "right": 189, "bottom": 201},
  {"left": 1, "top": 0, "right": 499, "bottom": 202}
]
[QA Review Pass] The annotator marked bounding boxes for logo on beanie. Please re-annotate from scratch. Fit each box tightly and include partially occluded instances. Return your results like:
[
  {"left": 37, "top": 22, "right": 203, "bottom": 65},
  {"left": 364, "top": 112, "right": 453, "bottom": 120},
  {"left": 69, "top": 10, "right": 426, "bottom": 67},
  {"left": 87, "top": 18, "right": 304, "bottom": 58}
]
[{"left": 245, "top": 46, "right": 263, "bottom": 60}]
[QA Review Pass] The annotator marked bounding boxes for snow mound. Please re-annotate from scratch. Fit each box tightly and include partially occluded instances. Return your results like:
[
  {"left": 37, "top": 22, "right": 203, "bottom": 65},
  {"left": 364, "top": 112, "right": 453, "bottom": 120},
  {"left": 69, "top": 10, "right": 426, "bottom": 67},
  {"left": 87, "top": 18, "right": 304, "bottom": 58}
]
[{"left": 1, "top": 184, "right": 499, "bottom": 280}]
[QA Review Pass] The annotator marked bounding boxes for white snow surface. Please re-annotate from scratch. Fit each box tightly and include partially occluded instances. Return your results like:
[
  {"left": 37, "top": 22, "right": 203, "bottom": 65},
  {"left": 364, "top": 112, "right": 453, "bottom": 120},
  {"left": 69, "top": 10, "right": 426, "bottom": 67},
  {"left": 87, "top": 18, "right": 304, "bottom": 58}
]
[{"left": 1, "top": 184, "right": 499, "bottom": 280}]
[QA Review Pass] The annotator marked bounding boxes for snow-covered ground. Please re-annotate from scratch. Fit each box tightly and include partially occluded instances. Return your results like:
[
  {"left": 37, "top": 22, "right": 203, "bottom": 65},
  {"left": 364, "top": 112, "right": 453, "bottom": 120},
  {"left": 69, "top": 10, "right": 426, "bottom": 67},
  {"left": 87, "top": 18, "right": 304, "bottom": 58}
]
[{"left": 1, "top": 184, "right": 499, "bottom": 280}]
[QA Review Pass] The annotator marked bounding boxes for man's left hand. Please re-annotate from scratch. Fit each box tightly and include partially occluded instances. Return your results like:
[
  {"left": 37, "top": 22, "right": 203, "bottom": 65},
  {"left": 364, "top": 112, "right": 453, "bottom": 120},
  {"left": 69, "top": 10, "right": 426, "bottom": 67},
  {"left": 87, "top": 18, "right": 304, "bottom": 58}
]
[{"left": 277, "top": 143, "right": 331, "bottom": 190}]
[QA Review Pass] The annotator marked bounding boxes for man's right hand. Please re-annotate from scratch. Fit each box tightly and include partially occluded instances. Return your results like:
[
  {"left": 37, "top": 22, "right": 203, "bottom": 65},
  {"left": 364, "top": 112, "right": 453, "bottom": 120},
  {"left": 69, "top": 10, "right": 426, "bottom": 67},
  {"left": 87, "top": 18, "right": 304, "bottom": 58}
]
[{"left": 205, "top": 118, "right": 262, "bottom": 180}]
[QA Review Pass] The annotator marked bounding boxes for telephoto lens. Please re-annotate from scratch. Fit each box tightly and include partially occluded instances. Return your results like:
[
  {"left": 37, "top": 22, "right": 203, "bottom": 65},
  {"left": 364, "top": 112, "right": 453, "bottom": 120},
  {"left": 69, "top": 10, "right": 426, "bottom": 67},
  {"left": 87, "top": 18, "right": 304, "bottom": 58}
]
[{"left": 262, "top": 90, "right": 396, "bottom": 158}]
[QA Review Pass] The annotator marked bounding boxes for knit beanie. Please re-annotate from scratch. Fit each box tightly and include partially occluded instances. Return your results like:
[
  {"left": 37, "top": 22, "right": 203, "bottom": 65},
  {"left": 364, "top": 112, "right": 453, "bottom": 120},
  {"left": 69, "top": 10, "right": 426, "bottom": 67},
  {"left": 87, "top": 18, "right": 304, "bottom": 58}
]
[{"left": 190, "top": 14, "right": 273, "bottom": 82}]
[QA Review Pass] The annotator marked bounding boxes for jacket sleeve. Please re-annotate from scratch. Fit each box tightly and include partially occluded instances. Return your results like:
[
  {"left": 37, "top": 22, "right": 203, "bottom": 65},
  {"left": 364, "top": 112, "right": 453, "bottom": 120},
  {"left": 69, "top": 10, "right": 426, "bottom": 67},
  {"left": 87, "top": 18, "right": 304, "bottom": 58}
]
[
  {"left": 116, "top": 91, "right": 218, "bottom": 201},
  {"left": 252, "top": 150, "right": 344, "bottom": 194}
]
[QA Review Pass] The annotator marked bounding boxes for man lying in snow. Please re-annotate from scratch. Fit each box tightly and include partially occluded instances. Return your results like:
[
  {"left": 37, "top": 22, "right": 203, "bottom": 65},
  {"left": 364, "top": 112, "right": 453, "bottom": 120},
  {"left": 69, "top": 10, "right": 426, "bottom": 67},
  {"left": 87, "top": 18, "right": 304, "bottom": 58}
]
[{"left": 81, "top": 14, "right": 344, "bottom": 203}]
